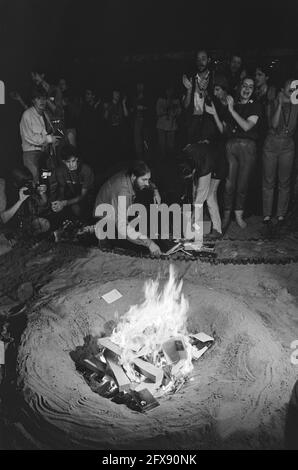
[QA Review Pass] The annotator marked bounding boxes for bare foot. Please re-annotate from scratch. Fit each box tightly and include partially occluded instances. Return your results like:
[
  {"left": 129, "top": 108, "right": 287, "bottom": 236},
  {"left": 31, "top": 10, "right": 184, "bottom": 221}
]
[{"left": 235, "top": 216, "right": 247, "bottom": 229}]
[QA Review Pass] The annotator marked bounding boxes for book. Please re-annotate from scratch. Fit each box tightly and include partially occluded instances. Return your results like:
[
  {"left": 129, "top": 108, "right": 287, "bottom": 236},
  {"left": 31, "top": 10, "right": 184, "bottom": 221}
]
[{"left": 163, "top": 240, "right": 215, "bottom": 256}]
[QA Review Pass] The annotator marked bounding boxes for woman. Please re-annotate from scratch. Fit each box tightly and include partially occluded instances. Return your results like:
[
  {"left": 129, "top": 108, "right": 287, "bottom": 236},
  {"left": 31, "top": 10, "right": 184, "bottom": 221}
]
[
  {"left": 218, "top": 77, "right": 262, "bottom": 229},
  {"left": 181, "top": 80, "right": 227, "bottom": 242},
  {"left": 204, "top": 75, "right": 231, "bottom": 238},
  {"left": 262, "top": 78, "right": 298, "bottom": 227}
]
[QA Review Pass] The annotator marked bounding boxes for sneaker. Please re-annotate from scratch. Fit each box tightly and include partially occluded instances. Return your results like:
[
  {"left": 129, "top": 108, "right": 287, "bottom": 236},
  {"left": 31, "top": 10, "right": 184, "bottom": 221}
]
[{"left": 263, "top": 216, "right": 272, "bottom": 225}]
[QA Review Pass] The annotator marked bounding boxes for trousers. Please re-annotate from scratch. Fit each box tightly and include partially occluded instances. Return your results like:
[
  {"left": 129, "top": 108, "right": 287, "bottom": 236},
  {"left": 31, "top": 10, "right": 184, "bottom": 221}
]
[
  {"left": 224, "top": 138, "right": 257, "bottom": 211},
  {"left": 262, "top": 134, "right": 295, "bottom": 217}
]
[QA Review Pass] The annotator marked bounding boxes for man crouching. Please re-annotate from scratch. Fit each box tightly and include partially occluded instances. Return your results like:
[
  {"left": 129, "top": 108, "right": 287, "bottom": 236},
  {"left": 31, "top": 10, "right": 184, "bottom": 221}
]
[{"left": 94, "top": 161, "right": 162, "bottom": 257}]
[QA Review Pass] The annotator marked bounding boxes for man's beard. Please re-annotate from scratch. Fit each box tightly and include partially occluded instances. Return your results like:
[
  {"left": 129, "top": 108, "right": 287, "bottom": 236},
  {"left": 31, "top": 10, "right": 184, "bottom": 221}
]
[
  {"left": 133, "top": 180, "right": 143, "bottom": 192},
  {"left": 197, "top": 65, "right": 208, "bottom": 74}
]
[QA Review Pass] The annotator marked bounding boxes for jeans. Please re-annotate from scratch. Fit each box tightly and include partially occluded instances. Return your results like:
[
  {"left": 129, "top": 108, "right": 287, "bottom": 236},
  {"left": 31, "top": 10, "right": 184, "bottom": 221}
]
[
  {"left": 23, "top": 150, "right": 44, "bottom": 183},
  {"left": 262, "top": 134, "right": 295, "bottom": 218},
  {"left": 224, "top": 138, "right": 257, "bottom": 211}
]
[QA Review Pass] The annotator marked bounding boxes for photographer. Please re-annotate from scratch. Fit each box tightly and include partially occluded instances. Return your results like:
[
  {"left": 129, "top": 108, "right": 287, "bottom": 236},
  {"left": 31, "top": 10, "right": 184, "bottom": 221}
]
[
  {"left": 0, "top": 178, "right": 29, "bottom": 225},
  {"left": 20, "top": 87, "right": 61, "bottom": 184},
  {"left": 8, "top": 168, "right": 51, "bottom": 235},
  {"left": 51, "top": 145, "right": 94, "bottom": 220}
]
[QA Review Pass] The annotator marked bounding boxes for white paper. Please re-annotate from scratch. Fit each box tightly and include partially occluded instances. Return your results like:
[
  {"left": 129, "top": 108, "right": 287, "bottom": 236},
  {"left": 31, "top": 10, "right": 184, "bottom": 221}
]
[
  {"left": 192, "top": 345, "right": 208, "bottom": 360},
  {"left": 0, "top": 340, "right": 5, "bottom": 365},
  {"left": 192, "top": 332, "right": 214, "bottom": 343},
  {"left": 101, "top": 289, "right": 122, "bottom": 304}
]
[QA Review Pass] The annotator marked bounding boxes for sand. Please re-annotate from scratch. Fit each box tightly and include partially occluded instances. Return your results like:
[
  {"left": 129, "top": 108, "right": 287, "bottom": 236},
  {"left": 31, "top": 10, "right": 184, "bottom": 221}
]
[{"left": 7, "top": 248, "right": 298, "bottom": 449}]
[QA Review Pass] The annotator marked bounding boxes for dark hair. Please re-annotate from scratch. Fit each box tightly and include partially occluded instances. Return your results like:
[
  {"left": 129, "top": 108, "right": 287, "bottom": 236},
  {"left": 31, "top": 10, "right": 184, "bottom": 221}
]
[
  {"left": 255, "top": 63, "right": 271, "bottom": 78},
  {"left": 127, "top": 161, "right": 150, "bottom": 178},
  {"left": 284, "top": 77, "right": 295, "bottom": 88},
  {"left": 61, "top": 144, "right": 78, "bottom": 161},
  {"left": 213, "top": 73, "right": 229, "bottom": 92},
  {"left": 31, "top": 86, "right": 47, "bottom": 101},
  {"left": 241, "top": 75, "right": 255, "bottom": 86},
  {"left": 196, "top": 49, "right": 209, "bottom": 58},
  {"left": 230, "top": 52, "right": 242, "bottom": 60}
]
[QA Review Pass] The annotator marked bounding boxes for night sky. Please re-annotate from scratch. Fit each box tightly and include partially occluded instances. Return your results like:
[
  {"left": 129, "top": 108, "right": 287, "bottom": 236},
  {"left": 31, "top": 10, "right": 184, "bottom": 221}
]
[
  {"left": 1, "top": 0, "right": 298, "bottom": 71},
  {"left": 1, "top": 0, "right": 298, "bottom": 175}
]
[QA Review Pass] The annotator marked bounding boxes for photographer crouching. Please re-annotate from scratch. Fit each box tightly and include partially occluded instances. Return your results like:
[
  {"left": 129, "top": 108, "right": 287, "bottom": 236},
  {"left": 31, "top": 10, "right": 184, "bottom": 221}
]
[
  {"left": 6, "top": 167, "right": 52, "bottom": 238},
  {"left": 51, "top": 145, "right": 94, "bottom": 222}
]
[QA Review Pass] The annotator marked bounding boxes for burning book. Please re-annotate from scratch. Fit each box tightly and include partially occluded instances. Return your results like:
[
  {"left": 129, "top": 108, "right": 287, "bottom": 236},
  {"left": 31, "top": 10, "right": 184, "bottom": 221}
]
[{"left": 76, "top": 266, "right": 215, "bottom": 411}]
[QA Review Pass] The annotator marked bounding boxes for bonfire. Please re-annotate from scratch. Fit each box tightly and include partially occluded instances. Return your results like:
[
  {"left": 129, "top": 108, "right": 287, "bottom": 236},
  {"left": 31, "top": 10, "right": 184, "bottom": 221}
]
[{"left": 78, "top": 266, "right": 214, "bottom": 410}]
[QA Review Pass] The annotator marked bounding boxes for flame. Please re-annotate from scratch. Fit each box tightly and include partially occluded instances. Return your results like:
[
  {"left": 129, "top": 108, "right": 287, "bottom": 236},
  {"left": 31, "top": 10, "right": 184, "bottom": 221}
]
[{"left": 110, "top": 265, "right": 194, "bottom": 385}]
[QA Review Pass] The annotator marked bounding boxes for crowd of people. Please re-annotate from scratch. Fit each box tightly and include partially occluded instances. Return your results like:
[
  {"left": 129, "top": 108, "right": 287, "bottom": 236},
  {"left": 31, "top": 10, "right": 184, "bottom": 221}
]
[{"left": 1, "top": 50, "right": 298, "bottom": 256}]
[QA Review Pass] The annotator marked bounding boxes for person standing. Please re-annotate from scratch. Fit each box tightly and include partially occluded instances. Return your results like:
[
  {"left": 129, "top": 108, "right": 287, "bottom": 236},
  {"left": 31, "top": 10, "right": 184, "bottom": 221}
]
[
  {"left": 20, "top": 87, "right": 61, "bottom": 183},
  {"left": 104, "top": 89, "right": 129, "bottom": 164},
  {"left": 182, "top": 49, "right": 213, "bottom": 145},
  {"left": 156, "top": 85, "right": 181, "bottom": 159},
  {"left": 221, "top": 77, "right": 262, "bottom": 229},
  {"left": 132, "top": 82, "right": 148, "bottom": 159},
  {"left": 262, "top": 78, "right": 298, "bottom": 227}
]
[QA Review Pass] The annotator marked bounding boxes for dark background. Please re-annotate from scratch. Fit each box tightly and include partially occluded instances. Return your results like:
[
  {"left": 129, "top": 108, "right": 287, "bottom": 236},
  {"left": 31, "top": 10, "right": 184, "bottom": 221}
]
[
  {"left": 1, "top": 0, "right": 298, "bottom": 89},
  {"left": 1, "top": 0, "right": 298, "bottom": 176}
]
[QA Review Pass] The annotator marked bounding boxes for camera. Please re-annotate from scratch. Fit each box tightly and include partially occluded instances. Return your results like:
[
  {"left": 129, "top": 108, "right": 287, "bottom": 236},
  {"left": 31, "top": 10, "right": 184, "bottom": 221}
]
[
  {"left": 41, "top": 170, "right": 52, "bottom": 180},
  {"left": 23, "top": 180, "right": 36, "bottom": 196},
  {"left": 51, "top": 119, "right": 65, "bottom": 137}
]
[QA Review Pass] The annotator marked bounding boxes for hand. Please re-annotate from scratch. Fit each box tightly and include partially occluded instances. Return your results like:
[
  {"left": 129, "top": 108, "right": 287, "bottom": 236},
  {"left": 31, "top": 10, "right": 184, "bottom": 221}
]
[
  {"left": 122, "top": 96, "right": 127, "bottom": 105},
  {"left": 36, "top": 184, "right": 47, "bottom": 195},
  {"left": 51, "top": 200, "right": 66, "bottom": 212},
  {"left": 51, "top": 135, "right": 62, "bottom": 146},
  {"left": 205, "top": 101, "right": 216, "bottom": 116},
  {"left": 149, "top": 241, "right": 161, "bottom": 257},
  {"left": 31, "top": 72, "right": 44, "bottom": 84},
  {"left": 226, "top": 95, "right": 234, "bottom": 112},
  {"left": 18, "top": 187, "right": 30, "bottom": 202},
  {"left": 153, "top": 190, "right": 161, "bottom": 205},
  {"left": 182, "top": 74, "right": 192, "bottom": 90}
]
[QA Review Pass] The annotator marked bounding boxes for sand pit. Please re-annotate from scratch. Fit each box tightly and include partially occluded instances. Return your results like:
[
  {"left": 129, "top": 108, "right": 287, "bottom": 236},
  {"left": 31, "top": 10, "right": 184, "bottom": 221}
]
[{"left": 15, "top": 255, "right": 298, "bottom": 450}]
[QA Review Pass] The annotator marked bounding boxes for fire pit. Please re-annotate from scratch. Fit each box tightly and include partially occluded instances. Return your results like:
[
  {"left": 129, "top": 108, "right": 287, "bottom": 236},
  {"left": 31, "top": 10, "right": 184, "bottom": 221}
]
[
  {"left": 72, "top": 267, "right": 214, "bottom": 411},
  {"left": 17, "top": 262, "right": 289, "bottom": 450}
]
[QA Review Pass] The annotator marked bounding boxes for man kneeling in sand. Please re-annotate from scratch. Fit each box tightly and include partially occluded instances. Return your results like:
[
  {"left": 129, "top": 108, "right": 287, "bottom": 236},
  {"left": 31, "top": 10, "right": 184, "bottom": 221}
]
[{"left": 94, "top": 161, "right": 162, "bottom": 256}]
